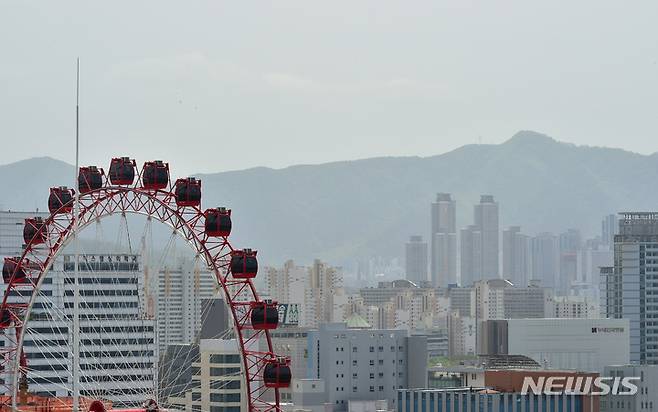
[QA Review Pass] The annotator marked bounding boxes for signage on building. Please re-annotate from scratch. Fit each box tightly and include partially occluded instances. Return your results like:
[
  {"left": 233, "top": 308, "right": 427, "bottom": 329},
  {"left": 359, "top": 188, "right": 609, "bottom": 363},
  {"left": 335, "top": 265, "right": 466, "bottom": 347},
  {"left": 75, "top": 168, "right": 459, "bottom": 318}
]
[
  {"left": 591, "top": 327, "right": 624, "bottom": 334},
  {"left": 278, "top": 303, "right": 299, "bottom": 325}
]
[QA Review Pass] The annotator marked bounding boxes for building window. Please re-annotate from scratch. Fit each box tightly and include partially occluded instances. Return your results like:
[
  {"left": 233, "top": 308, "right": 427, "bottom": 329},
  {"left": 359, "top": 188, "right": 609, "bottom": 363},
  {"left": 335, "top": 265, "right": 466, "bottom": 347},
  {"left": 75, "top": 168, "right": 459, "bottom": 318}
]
[
  {"left": 353, "top": 347, "right": 357, "bottom": 353},
  {"left": 370, "top": 346, "right": 375, "bottom": 352},
  {"left": 370, "top": 360, "right": 375, "bottom": 366},
  {"left": 370, "top": 386, "right": 375, "bottom": 392}
]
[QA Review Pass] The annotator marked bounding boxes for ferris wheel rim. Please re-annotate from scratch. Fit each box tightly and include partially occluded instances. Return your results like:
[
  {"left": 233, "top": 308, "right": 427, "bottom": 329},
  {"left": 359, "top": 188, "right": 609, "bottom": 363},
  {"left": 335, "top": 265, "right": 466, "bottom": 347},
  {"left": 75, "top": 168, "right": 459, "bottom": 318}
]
[{"left": 1, "top": 180, "right": 281, "bottom": 411}]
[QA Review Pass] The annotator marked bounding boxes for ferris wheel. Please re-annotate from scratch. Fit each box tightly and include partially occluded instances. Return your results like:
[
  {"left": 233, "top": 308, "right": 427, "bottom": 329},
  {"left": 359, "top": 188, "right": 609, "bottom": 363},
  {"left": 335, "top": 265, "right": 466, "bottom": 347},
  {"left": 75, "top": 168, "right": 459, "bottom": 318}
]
[{"left": 0, "top": 157, "right": 291, "bottom": 411}]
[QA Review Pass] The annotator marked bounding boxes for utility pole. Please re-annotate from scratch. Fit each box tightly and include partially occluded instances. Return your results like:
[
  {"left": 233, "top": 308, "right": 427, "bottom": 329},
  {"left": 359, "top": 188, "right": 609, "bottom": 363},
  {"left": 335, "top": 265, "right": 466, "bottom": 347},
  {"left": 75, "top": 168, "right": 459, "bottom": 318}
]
[{"left": 72, "top": 57, "right": 81, "bottom": 412}]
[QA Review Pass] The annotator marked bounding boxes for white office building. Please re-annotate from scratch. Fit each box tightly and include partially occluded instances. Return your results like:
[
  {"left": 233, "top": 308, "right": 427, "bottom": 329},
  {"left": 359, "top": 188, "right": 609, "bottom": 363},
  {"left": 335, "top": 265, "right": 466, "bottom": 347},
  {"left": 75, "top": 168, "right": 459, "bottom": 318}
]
[
  {"left": 2, "top": 254, "right": 157, "bottom": 407},
  {"left": 479, "top": 318, "right": 630, "bottom": 373}
]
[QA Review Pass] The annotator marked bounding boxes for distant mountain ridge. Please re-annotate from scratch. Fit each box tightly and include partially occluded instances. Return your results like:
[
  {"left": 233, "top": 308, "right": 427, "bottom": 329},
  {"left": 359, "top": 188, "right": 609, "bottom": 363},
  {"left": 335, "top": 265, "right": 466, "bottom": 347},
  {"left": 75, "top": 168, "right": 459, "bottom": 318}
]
[{"left": 2, "top": 131, "right": 656, "bottom": 265}]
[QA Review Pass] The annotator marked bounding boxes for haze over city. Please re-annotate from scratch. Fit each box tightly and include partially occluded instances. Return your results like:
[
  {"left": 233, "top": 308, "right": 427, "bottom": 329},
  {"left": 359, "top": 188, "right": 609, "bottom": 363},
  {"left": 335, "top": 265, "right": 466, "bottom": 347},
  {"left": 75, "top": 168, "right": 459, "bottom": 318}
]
[
  {"left": 1, "top": 2, "right": 658, "bottom": 412},
  {"left": 2, "top": 1, "right": 658, "bottom": 175}
]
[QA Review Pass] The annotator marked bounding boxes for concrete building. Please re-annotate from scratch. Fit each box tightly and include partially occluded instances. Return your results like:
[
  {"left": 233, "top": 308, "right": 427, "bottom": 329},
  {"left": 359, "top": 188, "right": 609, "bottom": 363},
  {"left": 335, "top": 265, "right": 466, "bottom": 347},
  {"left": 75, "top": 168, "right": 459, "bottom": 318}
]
[
  {"left": 357, "top": 280, "right": 436, "bottom": 331},
  {"left": 267, "top": 259, "right": 347, "bottom": 328},
  {"left": 500, "top": 282, "right": 553, "bottom": 319},
  {"left": 405, "top": 236, "right": 428, "bottom": 284},
  {"left": 155, "top": 256, "right": 218, "bottom": 349},
  {"left": 167, "top": 339, "right": 245, "bottom": 412},
  {"left": 552, "top": 295, "right": 599, "bottom": 319},
  {"left": 306, "top": 323, "right": 427, "bottom": 412},
  {"left": 2, "top": 254, "right": 158, "bottom": 407},
  {"left": 461, "top": 195, "right": 499, "bottom": 286},
  {"left": 601, "top": 364, "right": 658, "bottom": 412},
  {"left": 447, "top": 312, "right": 475, "bottom": 357},
  {"left": 602, "top": 212, "right": 658, "bottom": 365},
  {"left": 601, "top": 214, "right": 617, "bottom": 250},
  {"left": 259, "top": 326, "right": 310, "bottom": 404},
  {"left": 502, "top": 226, "right": 530, "bottom": 287},
  {"left": 530, "top": 232, "right": 559, "bottom": 290},
  {"left": 576, "top": 246, "right": 612, "bottom": 299},
  {"left": 449, "top": 280, "right": 553, "bottom": 322},
  {"left": 447, "top": 287, "right": 474, "bottom": 318},
  {"left": 558, "top": 229, "right": 582, "bottom": 294},
  {"left": 479, "top": 318, "right": 630, "bottom": 373},
  {"left": 290, "top": 379, "right": 329, "bottom": 412},
  {"left": 430, "top": 193, "right": 457, "bottom": 288},
  {"left": 266, "top": 260, "right": 306, "bottom": 312}
]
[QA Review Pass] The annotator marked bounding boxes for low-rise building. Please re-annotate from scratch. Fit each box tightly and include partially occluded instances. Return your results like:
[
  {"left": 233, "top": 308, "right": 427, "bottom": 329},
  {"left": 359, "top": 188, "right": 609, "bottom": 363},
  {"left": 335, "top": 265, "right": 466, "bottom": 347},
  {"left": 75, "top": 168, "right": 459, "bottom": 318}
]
[
  {"left": 479, "top": 318, "right": 630, "bottom": 373},
  {"left": 306, "top": 323, "right": 427, "bottom": 412}
]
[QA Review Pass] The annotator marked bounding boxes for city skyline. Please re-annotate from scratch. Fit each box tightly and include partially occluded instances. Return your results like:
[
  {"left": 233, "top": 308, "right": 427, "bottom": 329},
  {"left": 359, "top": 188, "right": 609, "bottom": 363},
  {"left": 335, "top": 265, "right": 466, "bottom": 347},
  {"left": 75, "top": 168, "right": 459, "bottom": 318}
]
[{"left": 2, "top": 1, "right": 657, "bottom": 409}]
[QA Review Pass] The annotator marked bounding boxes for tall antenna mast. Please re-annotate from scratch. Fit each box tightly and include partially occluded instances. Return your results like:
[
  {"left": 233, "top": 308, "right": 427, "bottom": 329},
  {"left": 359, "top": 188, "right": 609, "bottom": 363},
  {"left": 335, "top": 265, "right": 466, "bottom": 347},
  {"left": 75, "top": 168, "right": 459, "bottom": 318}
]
[{"left": 72, "top": 57, "right": 81, "bottom": 412}]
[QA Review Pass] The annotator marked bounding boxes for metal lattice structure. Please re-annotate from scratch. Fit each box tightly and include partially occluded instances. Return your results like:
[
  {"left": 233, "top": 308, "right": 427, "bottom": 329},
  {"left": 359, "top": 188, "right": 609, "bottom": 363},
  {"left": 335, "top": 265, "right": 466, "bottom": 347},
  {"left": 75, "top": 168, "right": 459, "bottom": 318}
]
[{"left": 0, "top": 159, "right": 290, "bottom": 411}]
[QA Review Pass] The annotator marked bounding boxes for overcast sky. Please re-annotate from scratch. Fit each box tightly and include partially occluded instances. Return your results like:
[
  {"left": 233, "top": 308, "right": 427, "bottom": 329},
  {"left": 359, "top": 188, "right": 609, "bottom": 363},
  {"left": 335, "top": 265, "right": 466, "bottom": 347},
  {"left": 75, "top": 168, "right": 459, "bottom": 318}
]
[{"left": 1, "top": 1, "right": 657, "bottom": 176}]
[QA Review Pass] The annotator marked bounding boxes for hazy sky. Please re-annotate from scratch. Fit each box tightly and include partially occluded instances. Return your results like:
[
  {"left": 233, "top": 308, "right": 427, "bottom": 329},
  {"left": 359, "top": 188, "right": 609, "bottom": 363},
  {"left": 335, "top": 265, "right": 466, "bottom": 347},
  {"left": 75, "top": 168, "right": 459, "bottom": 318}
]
[{"left": 1, "top": 1, "right": 657, "bottom": 176}]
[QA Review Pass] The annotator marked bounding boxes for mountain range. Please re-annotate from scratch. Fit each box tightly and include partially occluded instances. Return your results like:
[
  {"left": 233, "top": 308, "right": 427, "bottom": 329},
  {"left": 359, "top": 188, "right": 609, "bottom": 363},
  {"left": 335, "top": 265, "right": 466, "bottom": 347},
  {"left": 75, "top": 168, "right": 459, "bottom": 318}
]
[{"left": 2, "top": 131, "right": 657, "bottom": 266}]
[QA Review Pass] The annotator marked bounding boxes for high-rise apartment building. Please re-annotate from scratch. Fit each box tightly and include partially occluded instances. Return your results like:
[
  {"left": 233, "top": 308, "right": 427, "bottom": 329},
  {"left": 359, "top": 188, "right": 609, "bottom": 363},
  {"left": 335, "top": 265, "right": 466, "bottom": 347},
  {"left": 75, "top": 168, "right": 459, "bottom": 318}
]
[
  {"left": 267, "top": 259, "right": 347, "bottom": 328},
  {"left": 601, "top": 213, "right": 617, "bottom": 249},
  {"left": 602, "top": 212, "right": 658, "bottom": 364},
  {"left": 266, "top": 260, "right": 306, "bottom": 308},
  {"left": 405, "top": 235, "right": 428, "bottom": 284},
  {"left": 461, "top": 195, "right": 499, "bottom": 286},
  {"left": 530, "top": 232, "right": 559, "bottom": 289},
  {"left": 558, "top": 228, "right": 582, "bottom": 294},
  {"left": 502, "top": 226, "right": 530, "bottom": 287},
  {"left": 472, "top": 279, "right": 553, "bottom": 321},
  {"left": 475, "top": 195, "right": 500, "bottom": 279},
  {"left": 430, "top": 193, "right": 457, "bottom": 287},
  {"left": 552, "top": 295, "right": 599, "bottom": 318},
  {"left": 357, "top": 280, "right": 436, "bottom": 331},
  {"left": 155, "top": 257, "right": 218, "bottom": 349},
  {"left": 459, "top": 225, "right": 477, "bottom": 287}
]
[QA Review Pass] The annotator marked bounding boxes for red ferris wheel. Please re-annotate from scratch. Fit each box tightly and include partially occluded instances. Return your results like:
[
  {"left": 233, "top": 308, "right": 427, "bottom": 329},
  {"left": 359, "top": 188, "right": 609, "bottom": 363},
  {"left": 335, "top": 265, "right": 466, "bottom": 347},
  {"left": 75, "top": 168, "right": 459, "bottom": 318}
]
[{"left": 0, "top": 157, "right": 291, "bottom": 411}]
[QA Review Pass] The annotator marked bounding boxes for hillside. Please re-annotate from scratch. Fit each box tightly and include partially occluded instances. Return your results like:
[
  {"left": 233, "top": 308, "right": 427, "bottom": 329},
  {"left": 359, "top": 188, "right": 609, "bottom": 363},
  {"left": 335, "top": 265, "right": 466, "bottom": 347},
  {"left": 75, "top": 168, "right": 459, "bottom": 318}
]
[{"left": 2, "top": 131, "right": 656, "bottom": 265}]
